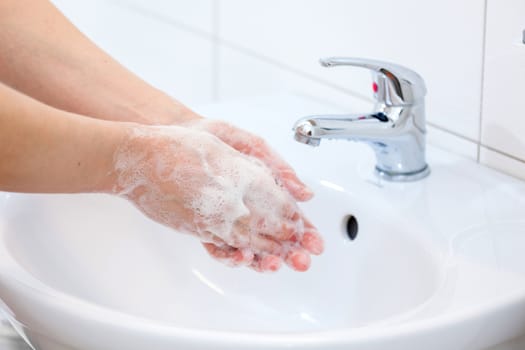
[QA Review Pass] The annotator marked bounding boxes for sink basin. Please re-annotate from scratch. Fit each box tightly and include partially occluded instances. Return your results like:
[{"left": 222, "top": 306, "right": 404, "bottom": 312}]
[{"left": 1, "top": 95, "right": 525, "bottom": 350}]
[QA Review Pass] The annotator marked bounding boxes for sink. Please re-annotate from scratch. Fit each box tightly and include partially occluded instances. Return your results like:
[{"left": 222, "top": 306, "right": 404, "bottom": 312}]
[{"left": 1, "top": 95, "right": 525, "bottom": 350}]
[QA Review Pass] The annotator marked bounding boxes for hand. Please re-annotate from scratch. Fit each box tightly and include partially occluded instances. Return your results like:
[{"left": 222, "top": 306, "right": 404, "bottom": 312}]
[
  {"left": 182, "top": 119, "right": 323, "bottom": 271},
  {"left": 112, "top": 124, "right": 323, "bottom": 272},
  {"left": 184, "top": 119, "right": 313, "bottom": 202}
]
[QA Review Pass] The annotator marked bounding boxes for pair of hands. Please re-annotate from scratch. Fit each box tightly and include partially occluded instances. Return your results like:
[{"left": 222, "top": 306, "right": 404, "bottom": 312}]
[
  {"left": 0, "top": 0, "right": 322, "bottom": 272},
  {"left": 112, "top": 119, "right": 323, "bottom": 272}
]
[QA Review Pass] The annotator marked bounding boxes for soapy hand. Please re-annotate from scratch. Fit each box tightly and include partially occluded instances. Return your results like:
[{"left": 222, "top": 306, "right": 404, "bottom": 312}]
[
  {"left": 183, "top": 119, "right": 313, "bottom": 202},
  {"left": 112, "top": 124, "right": 323, "bottom": 272}
]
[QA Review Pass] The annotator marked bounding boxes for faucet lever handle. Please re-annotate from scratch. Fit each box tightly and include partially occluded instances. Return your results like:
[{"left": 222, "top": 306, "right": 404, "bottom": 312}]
[{"left": 320, "top": 57, "right": 427, "bottom": 106}]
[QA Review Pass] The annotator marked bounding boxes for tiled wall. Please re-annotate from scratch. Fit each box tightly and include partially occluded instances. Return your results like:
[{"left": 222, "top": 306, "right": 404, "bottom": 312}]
[
  {"left": 480, "top": 0, "right": 525, "bottom": 180},
  {"left": 51, "top": 0, "right": 525, "bottom": 180},
  {"left": 50, "top": 0, "right": 216, "bottom": 106}
]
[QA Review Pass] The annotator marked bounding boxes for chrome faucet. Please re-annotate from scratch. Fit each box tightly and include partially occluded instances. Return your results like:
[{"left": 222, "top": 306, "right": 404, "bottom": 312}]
[{"left": 293, "top": 57, "right": 430, "bottom": 182}]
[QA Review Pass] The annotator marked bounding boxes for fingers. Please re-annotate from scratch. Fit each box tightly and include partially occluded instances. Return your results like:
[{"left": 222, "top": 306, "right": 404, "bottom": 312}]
[
  {"left": 249, "top": 254, "right": 282, "bottom": 272},
  {"left": 242, "top": 137, "right": 314, "bottom": 202},
  {"left": 242, "top": 191, "right": 324, "bottom": 267},
  {"left": 202, "top": 243, "right": 311, "bottom": 273},
  {"left": 300, "top": 217, "right": 324, "bottom": 255},
  {"left": 242, "top": 188, "right": 303, "bottom": 242},
  {"left": 202, "top": 242, "right": 283, "bottom": 272},
  {"left": 194, "top": 120, "right": 313, "bottom": 202},
  {"left": 277, "top": 169, "right": 314, "bottom": 202},
  {"left": 244, "top": 137, "right": 313, "bottom": 201},
  {"left": 247, "top": 248, "right": 312, "bottom": 272},
  {"left": 202, "top": 242, "right": 254, "bottom": 267},
  {"left": 285, "top": 248, "right": 311, "bottom": 272},
  {"left": 255, "top": 205, "right": 324, "bottom": 257},
  {"left": 250, "top": 234, "right": 283, "bottom": 255},
  {"left": 202, "top": 217, "right": 323, "bottom": 273},
  {"left": 183, "top": 119, "right": 323, "bottom": 273}
]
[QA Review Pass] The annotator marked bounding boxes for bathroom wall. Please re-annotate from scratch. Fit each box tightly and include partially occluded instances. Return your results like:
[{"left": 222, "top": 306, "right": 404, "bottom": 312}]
[{"left": 50, "top": 0, "right": 525, "bottom": 180}]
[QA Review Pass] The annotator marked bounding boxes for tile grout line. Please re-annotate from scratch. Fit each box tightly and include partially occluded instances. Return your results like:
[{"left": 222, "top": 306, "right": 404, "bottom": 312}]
[
  {"left": 109, "top": 0, "right": 525, "bottom": 167},
  {"left": 428, "top": 122, "right": 525, "bottom": 164},
  {"left": 476, "top": 0, "right": 489, "bottom": 163},
  {"left": 427, "top": 122, "right": 478, "bottom": 144},
  {"left": 212, "top": 0, "right": 221, "bottom": 102},
  {"left": 479, "top": 144, "right": 525, "bottom": 165},
  {"left": 214, "top": 38, "right": 373, "bottom": 102},
  {"left": 107, "top": 0, "right": 371, "bottom": 103},
  {"left": 109, "top": 0, "right": 212, "bottom": 39}
]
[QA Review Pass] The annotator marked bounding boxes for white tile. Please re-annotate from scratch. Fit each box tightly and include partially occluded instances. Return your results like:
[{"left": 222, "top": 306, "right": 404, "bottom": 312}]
[
  {"left": 481, "top": 0, "right": 525, "bottom": 161},
  {"left": 479, "top": 146, "right": 525, "bottom": 181},
  {"left": 218, "top": 0, "right": 486, "bottom": 140},
  {"left": 218, "top": 45, "right": 374, "bottom": 113},
  {"left": 427, "top": 125, "right": 478, "bottom": 160},
  {"left": 53, "top": 0, "right": 214, "bottom": 34},
  {"left": 109, "top": 0, "right": 214, "bottom": 34},
  {"left": 50, "top": 0, "right": 214, "bottom": 107}
]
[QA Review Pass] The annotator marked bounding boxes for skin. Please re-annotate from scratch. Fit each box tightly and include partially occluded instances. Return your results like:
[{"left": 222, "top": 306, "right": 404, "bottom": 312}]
[
  {"left": 113, "top": 125, "right": 323, "bottom": 272},
  {"left": 0, "top": 0, "right": 192, "bottom": 125},
  {"left": 0, "top": 0, "right": 324, "bottom": 271},
  {"left": 0, "top": 82, "right": 123, "bottom": 194}
]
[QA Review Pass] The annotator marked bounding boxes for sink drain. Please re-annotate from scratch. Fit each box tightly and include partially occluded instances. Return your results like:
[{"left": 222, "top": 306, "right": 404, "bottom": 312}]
[{"left": 343, "top": 215, "right": 359, "bottom": 241}]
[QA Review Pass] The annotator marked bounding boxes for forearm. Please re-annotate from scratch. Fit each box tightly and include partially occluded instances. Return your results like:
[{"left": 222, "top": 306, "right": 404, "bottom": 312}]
[
  {"left": 0, "top": 0, "right": 197, "bottom": 125},
  {"left": 0, "top": 82, "right": 125, "bottom": 193}
]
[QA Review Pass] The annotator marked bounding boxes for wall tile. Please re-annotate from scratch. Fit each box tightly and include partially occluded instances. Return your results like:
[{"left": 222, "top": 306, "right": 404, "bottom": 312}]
[
  {"left": 218, "top": 0, "right": 486, "bottom": 140},
  {"left": 218, "top": 45, "right": 372, "bottom": 113},
  {"left": 480, "top": 147, "right": 525, "bottom": 181},
  {"left": 108, "top": 0, "right": 214, "bottom": 35},
  {"left": 427, "top": 126, "right": 479, "bottom": 160},
  {"left": 481, "top": 0, "right": 525, "bottom": 161},
  {"left": 50, "top": 0, "right": 214, "bottom": 107}
]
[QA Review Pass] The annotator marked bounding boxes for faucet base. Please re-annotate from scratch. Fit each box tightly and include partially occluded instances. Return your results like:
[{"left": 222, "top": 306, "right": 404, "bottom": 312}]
[{"left": 375, "top": 165, "right": 430, "bottom": 182}]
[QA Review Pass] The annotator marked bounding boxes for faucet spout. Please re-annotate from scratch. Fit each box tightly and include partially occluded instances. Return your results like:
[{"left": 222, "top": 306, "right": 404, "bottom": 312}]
[
  {"left": 293, "top": 111, "right": 393, "bottom": 146},
  {"left": 293, "top": 107, "right": 429, "bottom": 181}
]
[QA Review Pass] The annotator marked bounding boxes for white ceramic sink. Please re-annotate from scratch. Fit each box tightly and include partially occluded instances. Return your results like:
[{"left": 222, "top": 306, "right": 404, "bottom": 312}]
[{"left": 1, "top": 95, "right": 525, "bottom": 350}]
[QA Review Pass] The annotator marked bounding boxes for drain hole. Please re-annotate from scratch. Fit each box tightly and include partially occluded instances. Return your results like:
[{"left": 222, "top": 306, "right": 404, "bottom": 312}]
[{"left": 343, "top": 215, "right": 359, "bottom": 241}]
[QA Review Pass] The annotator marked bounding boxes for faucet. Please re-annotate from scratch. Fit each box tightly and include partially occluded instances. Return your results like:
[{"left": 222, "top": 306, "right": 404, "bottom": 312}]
[{"left": 293, "top": 57, "right": 430, "bottom": 182}]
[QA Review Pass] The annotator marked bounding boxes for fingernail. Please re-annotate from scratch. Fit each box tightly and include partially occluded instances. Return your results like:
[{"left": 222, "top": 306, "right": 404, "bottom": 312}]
[
  {"left": 302, "top": 232, "right": 324, "bottom": 255},
  {"left": 293, "top": 181, "right": 314, "bottom": 200},
  {"left": 261, "top": 255, "right": 282, "bottom": 272},
  {"left": 301, "top": 180, "right": 313, "bottom": 193},
  {"left": 237, "top": 248, "right": 255, "bottom": 265},
  {"left": 286, "top": 251, "right": 311, "bottom": 272}
]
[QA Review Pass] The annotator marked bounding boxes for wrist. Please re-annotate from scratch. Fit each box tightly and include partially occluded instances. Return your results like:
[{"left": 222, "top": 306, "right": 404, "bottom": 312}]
[{"left": 89, "top": 120, "right": 138, "bottom": 194}]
